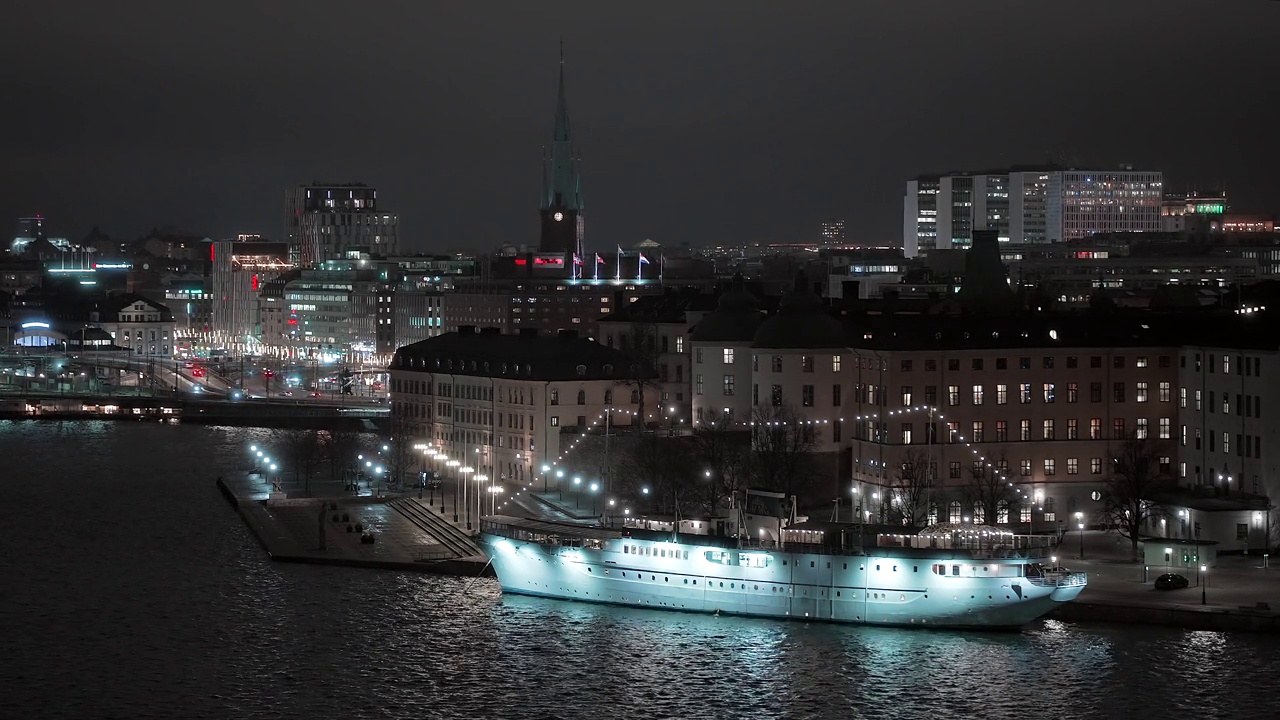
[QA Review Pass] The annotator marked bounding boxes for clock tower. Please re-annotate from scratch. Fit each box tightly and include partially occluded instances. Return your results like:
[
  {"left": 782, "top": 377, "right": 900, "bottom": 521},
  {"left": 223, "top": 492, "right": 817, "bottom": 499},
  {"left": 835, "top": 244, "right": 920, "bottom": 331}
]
[{"left": 539, "top": 44, "right": 584, "bottom": 260}]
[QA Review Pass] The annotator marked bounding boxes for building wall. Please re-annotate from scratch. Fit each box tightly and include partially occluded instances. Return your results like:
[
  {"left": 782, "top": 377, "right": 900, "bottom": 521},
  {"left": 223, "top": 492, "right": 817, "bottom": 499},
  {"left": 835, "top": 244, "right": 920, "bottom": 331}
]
[
  {"left": 598, "top": 318, "right": 693, "bottom": 424},
  {"left": 390, "top": 370, "right": 640, "bottom": 487},
  {"left": 99, "top": 298, "right": 177, "bottom": 357},
  {"left": 1176, "top": 347, "right": 1278, "bottom": 501}
]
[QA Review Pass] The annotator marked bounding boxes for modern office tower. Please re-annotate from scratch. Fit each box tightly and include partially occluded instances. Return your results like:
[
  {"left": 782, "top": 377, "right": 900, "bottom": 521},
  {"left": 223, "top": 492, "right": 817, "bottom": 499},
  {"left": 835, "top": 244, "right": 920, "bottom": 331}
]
[
  {"left": 821, "top": 220, "right": 847, "bottom": 244},
  {"left": 210, "top": 238, "right": 292, "bottom": 354},
  {"left": 904, "top": 166, "right": 1162, "bottom": 254},
  {"left": 285, "top": 183, "right": 398, "bottom": 267}
]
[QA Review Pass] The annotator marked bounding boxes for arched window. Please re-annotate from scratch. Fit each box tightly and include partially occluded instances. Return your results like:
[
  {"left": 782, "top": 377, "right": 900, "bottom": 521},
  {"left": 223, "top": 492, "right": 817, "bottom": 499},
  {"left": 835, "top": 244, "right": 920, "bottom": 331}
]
[
  {"left": 973, "top": 502, "right": 984, "bottom": 523},
  {"left": 948, "top": 501, "right": 962, "bottom": 523},
  {"left": 577, "top": 390, "right": 586, "bottom": 405},
  {"left": 603, "top": 364, "right": 614, "bottom": 375},
  {"left": 604, "top": 389, "right": 613, "bottom": 404},
  {"left": 576, "top": 364, "right": 587, "bottom": 376},
  {"left": 996, "top": 500, "right": 1010, "bottom": 524}
]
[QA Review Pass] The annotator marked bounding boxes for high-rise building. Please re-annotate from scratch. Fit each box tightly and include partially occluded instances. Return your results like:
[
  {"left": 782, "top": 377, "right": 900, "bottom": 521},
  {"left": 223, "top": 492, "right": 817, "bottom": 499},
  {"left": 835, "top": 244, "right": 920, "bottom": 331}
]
[
  {"left": 285, "top": 183, "right": 398, "bottom": 267},
  {"left": 904, "top": 166, "right": 1162, "bottom": 255},
  {"left": 210, "top": 238, "right": 292, "bottom": 354},
  {"left": 820, "top": 220, "right": 846, "bottom": 244},
  {"left": 539, "top": 48, "right": 584, "bottom": 261}
]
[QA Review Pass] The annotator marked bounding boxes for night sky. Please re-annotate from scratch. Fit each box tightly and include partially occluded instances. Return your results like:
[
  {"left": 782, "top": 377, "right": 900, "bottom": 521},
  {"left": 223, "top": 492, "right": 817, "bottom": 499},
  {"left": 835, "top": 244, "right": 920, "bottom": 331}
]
[{"left": 3, "top": 1, "right": 1277, "bottom": 253}]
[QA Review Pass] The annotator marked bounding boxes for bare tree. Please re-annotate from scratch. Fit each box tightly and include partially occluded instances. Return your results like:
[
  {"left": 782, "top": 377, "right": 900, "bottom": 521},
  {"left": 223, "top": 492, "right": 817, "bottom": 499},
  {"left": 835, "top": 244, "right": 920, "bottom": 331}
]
[
  {"left": 281, "top": 427, "right": 323, "bottom": 495},
  {"left": 615, "top": 435, "right": 696, "bottom": 518},
  {"left": 616, "top": 322, "right": 663, "bottom": 432},
  {"left": 320, "top": 427, "right": 363, "bottom": 484},
  {"left": 886, "top": 449, "right": 932, "bottom": 527},
  {"left": 960, "top": 453, "right": 1020, "bottom": 526},
  {"left": 688, "top": 409, "right": 751, "bottom": 517},
  {"left": 383, "top": 418, "right": 416, "bottom": 490},
  {"left": 1100, "top": 434, "right": 1171, "bottom": 562},
  {"left": 749, "top": 404, "right": 815, "bottom": 499}
]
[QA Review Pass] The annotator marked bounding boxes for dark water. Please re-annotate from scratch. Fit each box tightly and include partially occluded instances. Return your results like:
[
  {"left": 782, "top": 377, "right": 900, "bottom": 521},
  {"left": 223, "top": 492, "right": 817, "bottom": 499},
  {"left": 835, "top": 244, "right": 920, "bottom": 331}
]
[{"left": 2, "top": 421, "right": 1278, "bottom": 720}]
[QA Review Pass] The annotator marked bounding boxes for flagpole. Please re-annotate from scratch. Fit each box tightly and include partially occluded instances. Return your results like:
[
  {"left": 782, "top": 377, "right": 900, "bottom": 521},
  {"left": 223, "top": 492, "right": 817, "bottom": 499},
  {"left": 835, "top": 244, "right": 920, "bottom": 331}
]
[{"left": 616, "top": 245, "right": 621, "bottom": 280}]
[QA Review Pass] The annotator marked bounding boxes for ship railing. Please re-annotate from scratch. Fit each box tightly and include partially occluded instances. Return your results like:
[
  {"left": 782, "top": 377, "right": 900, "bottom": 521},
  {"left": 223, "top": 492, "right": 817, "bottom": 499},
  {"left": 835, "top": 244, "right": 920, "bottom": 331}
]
[{"left": 1025, "top": 571, "right": 1088, "bottom": 588}]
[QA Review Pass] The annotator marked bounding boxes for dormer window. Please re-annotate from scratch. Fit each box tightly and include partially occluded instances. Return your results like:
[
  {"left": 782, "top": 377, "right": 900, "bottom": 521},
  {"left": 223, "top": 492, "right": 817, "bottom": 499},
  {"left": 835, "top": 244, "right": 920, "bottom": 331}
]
[{"left": 576, "top": 365, "right": 587, "bottom": 376}]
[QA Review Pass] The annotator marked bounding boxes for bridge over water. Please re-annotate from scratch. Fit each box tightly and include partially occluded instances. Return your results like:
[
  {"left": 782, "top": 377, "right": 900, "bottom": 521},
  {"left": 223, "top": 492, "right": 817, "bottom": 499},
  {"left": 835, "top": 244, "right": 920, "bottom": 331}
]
[{"left": 0, "top": 390, "right": 389, "bottom": 430}]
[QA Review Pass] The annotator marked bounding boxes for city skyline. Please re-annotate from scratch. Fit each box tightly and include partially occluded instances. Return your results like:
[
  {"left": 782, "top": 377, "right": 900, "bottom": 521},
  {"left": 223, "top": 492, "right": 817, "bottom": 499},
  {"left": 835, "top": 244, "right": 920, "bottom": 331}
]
[{"left": 2, "top": 2, "right": 1277, "bottom": 252}]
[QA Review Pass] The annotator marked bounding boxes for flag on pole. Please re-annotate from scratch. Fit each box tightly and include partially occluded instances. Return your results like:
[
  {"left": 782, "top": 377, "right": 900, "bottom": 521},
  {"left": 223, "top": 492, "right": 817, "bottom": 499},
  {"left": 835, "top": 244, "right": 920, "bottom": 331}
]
[
  {"left": 572, "top": 254, "right": 583, "bottom": 265},
  {"left": 595, "top": 253, "right": 605, "bottom": 265},
  {"left": 638, "top": 253, "right": 650, "bottom": 265}
]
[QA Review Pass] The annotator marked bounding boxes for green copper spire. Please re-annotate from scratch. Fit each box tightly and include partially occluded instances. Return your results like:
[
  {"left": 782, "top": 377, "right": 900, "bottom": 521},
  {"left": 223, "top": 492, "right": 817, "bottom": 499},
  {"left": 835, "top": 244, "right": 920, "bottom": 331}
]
[{"left": 544, "top": 41, "right": 582, "bottom": 212}]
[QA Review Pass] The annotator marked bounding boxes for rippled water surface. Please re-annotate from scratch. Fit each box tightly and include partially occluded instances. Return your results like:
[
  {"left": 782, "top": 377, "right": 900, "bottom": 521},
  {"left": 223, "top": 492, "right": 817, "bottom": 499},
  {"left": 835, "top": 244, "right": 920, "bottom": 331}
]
[{"left": 3, "top": 421, "right": 1279, "bottom": 720}]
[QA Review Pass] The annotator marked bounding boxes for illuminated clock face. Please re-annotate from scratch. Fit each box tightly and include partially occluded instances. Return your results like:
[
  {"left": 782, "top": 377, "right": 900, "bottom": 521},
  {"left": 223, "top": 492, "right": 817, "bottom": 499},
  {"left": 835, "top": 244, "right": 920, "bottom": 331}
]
[{"left": 553, "top": 212, "right": 564, "bottom": 222}]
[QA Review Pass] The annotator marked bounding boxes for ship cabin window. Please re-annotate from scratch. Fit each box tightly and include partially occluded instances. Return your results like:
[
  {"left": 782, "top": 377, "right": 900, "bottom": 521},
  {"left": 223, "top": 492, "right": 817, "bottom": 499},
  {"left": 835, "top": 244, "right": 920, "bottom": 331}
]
[
  {"left": 932, "top": 564, "right": 946, "bottom": 576},
  {"left": 953, "top": 565, "right": 960, "bottom": 576},
  {"left": 913, "top": 566, "right": 918, "bottom": 573},
  {"left": 843, "top": 563, "right": 847, "bottom": 570},
  {"left": 875, "top": 564, "right": 880, "bottom": 571}
]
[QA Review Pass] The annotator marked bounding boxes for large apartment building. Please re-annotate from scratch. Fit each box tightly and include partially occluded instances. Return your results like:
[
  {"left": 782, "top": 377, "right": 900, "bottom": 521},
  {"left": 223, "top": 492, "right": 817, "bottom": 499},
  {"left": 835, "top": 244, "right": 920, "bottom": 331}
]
[
  {"left": 388, "top": 326, "right": 654, "bottom": 491},
  {"left": 684, "top": 278, "right": 1274, "bottom": 549},
  {"left": 904, "top": 166, "right": 1162, "bottom": 255}
]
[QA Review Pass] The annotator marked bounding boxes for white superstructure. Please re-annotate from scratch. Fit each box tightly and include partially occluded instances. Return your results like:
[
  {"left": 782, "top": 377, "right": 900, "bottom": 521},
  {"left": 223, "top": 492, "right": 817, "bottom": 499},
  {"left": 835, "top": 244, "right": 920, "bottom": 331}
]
[{"left": 480, "top": 517, "right": 1086, "bottom": 629}]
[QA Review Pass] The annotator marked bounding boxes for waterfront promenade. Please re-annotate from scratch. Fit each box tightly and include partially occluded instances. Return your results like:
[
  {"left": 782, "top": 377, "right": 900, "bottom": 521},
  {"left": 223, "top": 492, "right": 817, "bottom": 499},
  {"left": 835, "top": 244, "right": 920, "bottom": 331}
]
[{"left": 218, "top": 471, "right": 490, "bottom": 577}]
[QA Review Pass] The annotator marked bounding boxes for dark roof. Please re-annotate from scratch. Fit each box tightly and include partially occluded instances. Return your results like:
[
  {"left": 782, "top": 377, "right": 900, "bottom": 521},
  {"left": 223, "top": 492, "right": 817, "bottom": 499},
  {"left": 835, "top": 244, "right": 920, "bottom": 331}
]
[
  {"left": 602, "top": 291, "right": 718, "bottom": 324},
  {"left": 690, "top": 284, "right": 766, "bottom": 342},
  {"left": 752, "top": 274, "right": 846, "bottom": 349},
  {"left": 390, "top": 327, "right": 657, "bottom": 381},
  {"left": 100, "top": 293, "right": 173, "bottom": 319},
  {"left": 833, "top": 308, "right": 1280, "bottom": 352}
]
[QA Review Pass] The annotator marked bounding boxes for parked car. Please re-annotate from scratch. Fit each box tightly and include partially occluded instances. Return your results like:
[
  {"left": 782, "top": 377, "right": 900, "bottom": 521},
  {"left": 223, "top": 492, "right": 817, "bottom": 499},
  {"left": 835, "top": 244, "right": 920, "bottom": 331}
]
[{"left": 1154, "top": 573, "right": 1189, "bottom": 590}]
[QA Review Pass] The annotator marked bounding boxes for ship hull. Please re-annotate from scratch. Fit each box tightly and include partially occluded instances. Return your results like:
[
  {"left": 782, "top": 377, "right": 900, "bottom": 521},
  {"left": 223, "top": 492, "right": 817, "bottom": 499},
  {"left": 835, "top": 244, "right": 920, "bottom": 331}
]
[{"left": 480, "top": 534, "right": 1083, "bottom": 630}]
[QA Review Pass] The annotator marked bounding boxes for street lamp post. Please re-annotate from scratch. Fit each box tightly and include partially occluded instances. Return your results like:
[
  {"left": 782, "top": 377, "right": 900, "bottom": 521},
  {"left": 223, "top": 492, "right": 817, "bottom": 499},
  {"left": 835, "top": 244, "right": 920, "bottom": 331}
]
[
  {"left": 573, "top": 476, "right": 582, "bottom": 509},
  {"left": 448, "top": 459, "right": 460, "bottom": 522},
  {"left": 590, "top": 482, "right": 599, "bottom": 516},
  {"left": 542, "top": 464, "right": 551, "bottom": 494},
  {"left": 1076, "top": 511, "right": 1085, "bottom": 559},
  {"left": 461, "top": 466, "right": 475, "bottom": 530},
  {"left": 1200, "top": 564, "right": 1208, "bottom": 605}
]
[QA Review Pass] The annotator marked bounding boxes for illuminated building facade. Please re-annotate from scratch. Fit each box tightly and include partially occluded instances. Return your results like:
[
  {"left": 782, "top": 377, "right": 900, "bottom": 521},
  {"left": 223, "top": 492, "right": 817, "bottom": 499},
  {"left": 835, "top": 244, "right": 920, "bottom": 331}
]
[
  {"left": 388, "top": 327, "right": 649, "bottom": 489},
  {"left": 904, "top": 167, "right": 1163, "bottom": 253},
  {"left": 210, "top": 239, "right": 292, "bottom": 355},
  {"left": 285, "top": 184, "right": 398, "bottom": 267}
]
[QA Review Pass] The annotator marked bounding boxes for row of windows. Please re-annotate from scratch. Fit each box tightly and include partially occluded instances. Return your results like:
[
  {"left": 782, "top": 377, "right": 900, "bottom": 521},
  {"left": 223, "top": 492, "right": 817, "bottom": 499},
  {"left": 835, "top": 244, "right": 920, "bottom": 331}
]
[
  {"left": 906, "top": 416, "right": 1174, "bottom": 444},
  {"left": 933, "top": 381, "right": 1171, "bottom": 406},
  {"left": 902, "top": 354, "right": 1170, "bottom": 372},
  {"left": 694, "top": 350, "right": 842, "bottom": 373},
  {"left": 1178, "top": 388, "right": 1264, "bottom": 418},
  {"left": 1181, "top": 426, "right": 1264, "bottom": 459}
]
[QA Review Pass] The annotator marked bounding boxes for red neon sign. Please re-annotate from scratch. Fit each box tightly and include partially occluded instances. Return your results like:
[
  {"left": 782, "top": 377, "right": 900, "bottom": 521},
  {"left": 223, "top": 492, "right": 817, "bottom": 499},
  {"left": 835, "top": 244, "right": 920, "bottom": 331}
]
[
  {"left": 514, "top": 258, "right": 528, "bottom": 266},
  {"left": 533, "top": 257, "right": 564, "bottom": 266}
]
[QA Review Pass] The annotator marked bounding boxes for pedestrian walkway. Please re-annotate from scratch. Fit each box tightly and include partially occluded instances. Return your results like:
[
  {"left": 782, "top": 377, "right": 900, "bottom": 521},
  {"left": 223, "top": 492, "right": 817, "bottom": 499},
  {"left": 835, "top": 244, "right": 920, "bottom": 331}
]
[{"left": 218, "top": 472, "right": 491, "bottom": 577}]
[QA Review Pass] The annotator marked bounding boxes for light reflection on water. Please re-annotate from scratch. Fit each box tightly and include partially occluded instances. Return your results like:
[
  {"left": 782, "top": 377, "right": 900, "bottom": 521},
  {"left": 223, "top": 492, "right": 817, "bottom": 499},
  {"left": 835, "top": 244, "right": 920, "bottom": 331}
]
[{"left": 2, "top": 421, "right": 1278, "bottom": 720}]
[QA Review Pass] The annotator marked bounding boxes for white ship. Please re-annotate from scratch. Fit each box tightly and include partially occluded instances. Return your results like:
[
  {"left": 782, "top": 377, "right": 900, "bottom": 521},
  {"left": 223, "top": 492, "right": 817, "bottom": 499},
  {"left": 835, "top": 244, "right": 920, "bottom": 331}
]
[{"left": 479, "top": 502, "right": 1086, "bottom": 629}]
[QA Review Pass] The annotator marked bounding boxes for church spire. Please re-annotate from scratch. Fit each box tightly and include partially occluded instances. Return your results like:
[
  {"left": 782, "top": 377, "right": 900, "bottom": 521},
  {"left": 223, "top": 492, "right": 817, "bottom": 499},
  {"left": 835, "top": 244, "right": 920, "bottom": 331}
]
[
  {"left": 543, "top": 41, "right": 581, "bottom": 212},
  {"left": 554, "top": 38, "right": 570, "bottom": 143},
  {"left": 539, "top": 42, "right": 585, "bottom": 260}
]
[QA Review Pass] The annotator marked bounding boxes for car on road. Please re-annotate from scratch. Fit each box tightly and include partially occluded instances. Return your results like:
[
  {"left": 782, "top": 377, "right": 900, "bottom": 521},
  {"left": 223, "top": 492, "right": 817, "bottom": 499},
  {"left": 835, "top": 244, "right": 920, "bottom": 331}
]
[{"left": 1154, "top": 573, "right": 1189, "bottom": 590}]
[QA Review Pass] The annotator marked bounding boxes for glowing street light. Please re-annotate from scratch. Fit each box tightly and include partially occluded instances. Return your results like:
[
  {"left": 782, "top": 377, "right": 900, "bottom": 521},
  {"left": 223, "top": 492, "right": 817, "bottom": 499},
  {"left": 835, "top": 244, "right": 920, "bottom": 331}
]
[
  {"left": 1075, "top": 511, "right": 1085, "bottom": 559},
  {"left": 1200, "top": 564, "right": 1208, "bottom": 605}
]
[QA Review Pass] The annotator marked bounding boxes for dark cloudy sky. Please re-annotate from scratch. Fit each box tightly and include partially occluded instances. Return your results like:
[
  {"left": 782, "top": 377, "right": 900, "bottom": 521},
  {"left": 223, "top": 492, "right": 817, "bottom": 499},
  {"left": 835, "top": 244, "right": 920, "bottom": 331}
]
[{"left": 3, "top": 1, "right": 1277, "bottom": 253}]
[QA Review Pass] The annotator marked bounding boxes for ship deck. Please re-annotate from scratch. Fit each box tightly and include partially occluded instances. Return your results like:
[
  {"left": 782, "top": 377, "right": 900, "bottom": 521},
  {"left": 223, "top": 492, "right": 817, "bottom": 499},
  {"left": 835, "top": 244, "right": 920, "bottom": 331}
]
[{"left": 480, "top": 516, "right": 1052, "bottom": 561}]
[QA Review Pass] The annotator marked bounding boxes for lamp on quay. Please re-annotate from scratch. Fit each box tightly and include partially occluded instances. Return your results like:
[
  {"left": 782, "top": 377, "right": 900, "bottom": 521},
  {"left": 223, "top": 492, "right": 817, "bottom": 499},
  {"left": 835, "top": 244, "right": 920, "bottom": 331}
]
[{"left": 1076, "top": 511, "right": 1085, "bottom": 559}]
